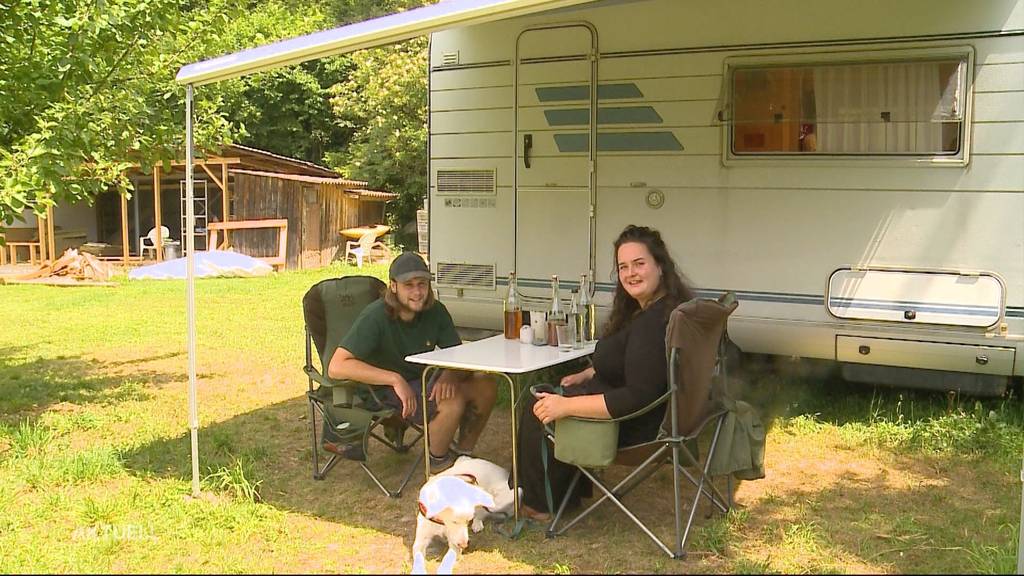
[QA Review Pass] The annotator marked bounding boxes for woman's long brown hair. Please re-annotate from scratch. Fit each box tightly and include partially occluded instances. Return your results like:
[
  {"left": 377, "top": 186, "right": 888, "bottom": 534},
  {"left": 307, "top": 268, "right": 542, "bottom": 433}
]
[{"left": 604, "top": 225, "right": 695, "bottom": 336}]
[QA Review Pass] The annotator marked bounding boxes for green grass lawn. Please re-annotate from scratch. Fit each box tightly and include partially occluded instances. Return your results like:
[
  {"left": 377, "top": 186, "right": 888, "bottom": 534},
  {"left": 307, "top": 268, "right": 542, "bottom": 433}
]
[{"left": 1, "top": 262, "right": 1022, "bottom": 573}]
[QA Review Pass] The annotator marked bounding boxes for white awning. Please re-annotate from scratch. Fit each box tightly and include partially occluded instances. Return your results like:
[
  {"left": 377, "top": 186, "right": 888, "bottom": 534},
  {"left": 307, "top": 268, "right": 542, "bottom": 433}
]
[{"left": 176, "top": 0, "right": 595, "bottom": 86}]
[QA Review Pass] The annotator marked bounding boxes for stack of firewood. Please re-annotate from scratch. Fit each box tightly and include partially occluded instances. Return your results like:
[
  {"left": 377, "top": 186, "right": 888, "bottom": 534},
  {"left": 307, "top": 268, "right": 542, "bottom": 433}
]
[{"left": 16, "top": 248, "right": 112, "bottom": 282}]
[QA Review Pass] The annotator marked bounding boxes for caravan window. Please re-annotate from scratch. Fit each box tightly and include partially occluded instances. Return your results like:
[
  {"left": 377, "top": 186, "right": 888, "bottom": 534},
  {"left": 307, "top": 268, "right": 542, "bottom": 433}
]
[{"left": 729, "top": 57, "right": 967, "bottom": 156}]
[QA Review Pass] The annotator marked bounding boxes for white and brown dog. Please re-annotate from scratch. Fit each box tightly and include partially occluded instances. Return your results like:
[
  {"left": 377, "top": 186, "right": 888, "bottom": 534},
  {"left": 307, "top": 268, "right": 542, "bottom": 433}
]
[{"left": 411, "top": 456, "right": 517, "bottom": 574}]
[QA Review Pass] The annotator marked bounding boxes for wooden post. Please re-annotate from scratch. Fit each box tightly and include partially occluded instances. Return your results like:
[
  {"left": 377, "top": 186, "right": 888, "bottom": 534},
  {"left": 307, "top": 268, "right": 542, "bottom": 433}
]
[
  {"left": 120, "top": 192, "right": 129, "bottom": 263},
  {"left": 37, "top": 209, "right": 48, "bottom": 263},
  {"left": 221, "top": 161, "right": 229, "bottom": 247},
  {"left": 153, "top": 165, "right": 162, "bottom": 261},
  {"left": 47, "top": 205, "right": 55, "bottom": 263}
]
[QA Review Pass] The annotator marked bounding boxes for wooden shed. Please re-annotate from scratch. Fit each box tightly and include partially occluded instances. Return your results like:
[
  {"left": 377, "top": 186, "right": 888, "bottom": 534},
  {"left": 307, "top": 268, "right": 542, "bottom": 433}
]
[
  {"left": 8, "top": 144, "right": 395, "bottom": 270},
  {"left": 230, "top": 169, "right": 397, "bottom": 269}
]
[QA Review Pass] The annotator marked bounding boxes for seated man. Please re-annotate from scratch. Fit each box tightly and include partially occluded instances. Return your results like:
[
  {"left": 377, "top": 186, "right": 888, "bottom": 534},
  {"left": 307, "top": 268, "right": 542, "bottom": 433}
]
[{"left": 328, "top": 252, "right": 497, "bottom": 473}]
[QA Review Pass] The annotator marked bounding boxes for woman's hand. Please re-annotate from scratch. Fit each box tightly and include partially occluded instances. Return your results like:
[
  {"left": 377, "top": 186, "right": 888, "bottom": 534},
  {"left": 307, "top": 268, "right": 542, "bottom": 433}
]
[
  {"left": 560, "top": 366, "right": 595, "bottom": 388},
  {"left": 532, "top": 393, "right": 573, "bottom": 424}
]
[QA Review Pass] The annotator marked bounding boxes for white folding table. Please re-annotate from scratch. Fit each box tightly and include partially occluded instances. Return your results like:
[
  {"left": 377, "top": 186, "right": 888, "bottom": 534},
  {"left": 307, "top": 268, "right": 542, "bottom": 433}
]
[{"left": 406, "top": 334, "right": 596, "bottom": 527}]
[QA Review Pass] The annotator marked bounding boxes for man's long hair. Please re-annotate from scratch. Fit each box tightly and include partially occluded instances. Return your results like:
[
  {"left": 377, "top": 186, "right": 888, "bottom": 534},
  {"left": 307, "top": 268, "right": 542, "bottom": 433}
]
[
  {"left": 383, "top": 280, "right": 437, "bottom": 320},
  {"left": 604, "top": 225, "right": 695, "bottom": 336}
]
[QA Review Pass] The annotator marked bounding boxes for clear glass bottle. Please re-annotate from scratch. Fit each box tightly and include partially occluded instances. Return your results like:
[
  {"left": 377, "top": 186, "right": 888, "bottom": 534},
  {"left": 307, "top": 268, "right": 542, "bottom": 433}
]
[
  {"left": 546, "top": 275, "right": 564, "bottom": 346},
  {"left": 577, "top": 272, "right": 596, "bottom": 342},
  {"left": 503, "top": 271, "right": 523, "bottom": 339},
  {"left": 568, "top": 289, "right": 582, "bottom": 347}
]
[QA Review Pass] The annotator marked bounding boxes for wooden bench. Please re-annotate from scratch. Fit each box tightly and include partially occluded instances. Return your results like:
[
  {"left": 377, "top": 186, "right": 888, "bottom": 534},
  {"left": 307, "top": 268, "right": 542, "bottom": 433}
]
[
  {"left": 4, "top": 242, "right": 42, "bottom": 265},
  {"left": 207, "top": 219, "right": 288, "bottom": 270}
]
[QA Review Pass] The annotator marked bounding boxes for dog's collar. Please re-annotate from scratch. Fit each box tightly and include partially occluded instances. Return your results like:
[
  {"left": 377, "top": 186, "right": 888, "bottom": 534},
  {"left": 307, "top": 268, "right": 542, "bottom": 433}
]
[{"left": 417, "top": 473, "right": 483, "bottom": 524}]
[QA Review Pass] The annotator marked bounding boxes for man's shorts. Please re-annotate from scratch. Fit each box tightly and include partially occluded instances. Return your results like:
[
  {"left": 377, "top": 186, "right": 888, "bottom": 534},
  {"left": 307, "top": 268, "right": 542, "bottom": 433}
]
[{"left": 373, "top": 377, "right": 439, "bottom": 423}]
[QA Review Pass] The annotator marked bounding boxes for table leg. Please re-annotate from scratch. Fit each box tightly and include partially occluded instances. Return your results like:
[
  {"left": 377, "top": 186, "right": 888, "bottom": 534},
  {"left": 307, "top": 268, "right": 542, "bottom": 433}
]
[
  {"left": 418, "top": 366, "right": 526, "bottom": 535},
  {"left": 421, "top": 365, "right": 440, "bottom": 482},
  {"left": 501, "top": 372, "right": 522, "bottom": 532}
]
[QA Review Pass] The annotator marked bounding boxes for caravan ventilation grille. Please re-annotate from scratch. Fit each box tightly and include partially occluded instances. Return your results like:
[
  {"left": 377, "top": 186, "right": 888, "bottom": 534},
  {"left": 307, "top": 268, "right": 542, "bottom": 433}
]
[
  {"left": 441, "top": 51, "right": 460, "bottom": 66},
  {"left": 436, "top": 262, "right": 496, "bottom": 290},
  {"left": 437, "top": 169, "right": 496, "bottom": 196}
]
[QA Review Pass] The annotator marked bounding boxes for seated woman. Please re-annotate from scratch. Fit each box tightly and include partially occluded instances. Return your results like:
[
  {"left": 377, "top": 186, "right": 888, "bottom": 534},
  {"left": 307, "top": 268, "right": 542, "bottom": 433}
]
[{"left": 516, "top": 224, "right": 696, "bottom": 521}]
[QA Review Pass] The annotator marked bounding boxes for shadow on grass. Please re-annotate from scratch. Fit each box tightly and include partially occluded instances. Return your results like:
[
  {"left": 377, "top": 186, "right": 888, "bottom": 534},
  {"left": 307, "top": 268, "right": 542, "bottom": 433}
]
[
  {"left": 0, "top": 345, "right": 183, "bottom": 420},
  {"left": 115, "top": 355, "right": 1021, "bottom": 573},
  {"left": 116, "top": 387, "right": 753, "bottom": 573}
]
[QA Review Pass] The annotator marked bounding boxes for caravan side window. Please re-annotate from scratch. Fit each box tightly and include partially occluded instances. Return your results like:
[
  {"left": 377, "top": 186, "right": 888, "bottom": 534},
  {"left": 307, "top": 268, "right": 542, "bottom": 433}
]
[{"left": 729, "top": 56, "right": 967, "bottom": 157}]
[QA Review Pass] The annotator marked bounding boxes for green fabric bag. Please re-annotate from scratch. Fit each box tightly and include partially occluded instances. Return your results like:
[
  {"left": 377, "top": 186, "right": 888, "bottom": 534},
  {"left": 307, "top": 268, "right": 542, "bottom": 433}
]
[
  {"left": 707, "top": 398, "right": 766, "bottom": 480},
  {"left": 553, "top": 417, "right": 620, "bottom": 469}
]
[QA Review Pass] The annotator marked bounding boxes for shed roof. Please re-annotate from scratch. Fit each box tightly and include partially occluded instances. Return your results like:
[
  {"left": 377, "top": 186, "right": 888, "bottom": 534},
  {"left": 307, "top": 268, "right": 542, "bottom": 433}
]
[
  {"left": 230, "top": 169, "right": 397, "bottom": 200},
  {"left": 227, "top": 145, "right": 341, "bottom": 178},
  {"left": 231, "top": 168, "right": 364, "bottom": 186}
]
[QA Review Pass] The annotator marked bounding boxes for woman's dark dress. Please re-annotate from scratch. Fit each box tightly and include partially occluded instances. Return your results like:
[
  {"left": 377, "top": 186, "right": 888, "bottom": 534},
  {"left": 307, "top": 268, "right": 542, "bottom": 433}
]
[{"left": 516, "top": 297, "right": 673, "bottom": 513}]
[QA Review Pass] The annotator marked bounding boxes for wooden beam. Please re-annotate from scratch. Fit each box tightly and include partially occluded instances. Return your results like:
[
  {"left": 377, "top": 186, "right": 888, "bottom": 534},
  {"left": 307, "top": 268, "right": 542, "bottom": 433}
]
[
  {"left": 47, "top": 205, "right": 55, "bottom": 262},
  {"left": 120, "top": 193, "right": 129, "bottom": 263},
  {"left": 153, "top": 165, "right": 162, "bottom": 262},
  {"left": 199, "top": 162, "right": 225, "bottom": 193},
  {"left": 207, "top": 218, "right": 288, "bottom": 231},
  {"left": 37, "top": 210, "right": 47, "bottom": 263},
  {"left": 206, "top": 219, "right": 288, "bottom": 270},
  {"left": 126, "top": 157, "right": 242, "bottom": 170},
  {"left": 221, "top": 162, "right": 229, "bottom": 222},
  {"left": 222, "top": 161, "right": 230, "bottom": 246},
  {"left": 167, "top": 157, "right": 241, "bottom": 167}
]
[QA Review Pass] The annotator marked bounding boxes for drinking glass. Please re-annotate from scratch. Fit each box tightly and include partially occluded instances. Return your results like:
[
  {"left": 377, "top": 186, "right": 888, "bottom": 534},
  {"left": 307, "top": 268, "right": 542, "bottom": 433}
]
[
  {"left": 556, "top": 322, "right": 576, "bottom": 351},
  {"left": 530, "top": 311, "right": 548, "bottom": 345}
]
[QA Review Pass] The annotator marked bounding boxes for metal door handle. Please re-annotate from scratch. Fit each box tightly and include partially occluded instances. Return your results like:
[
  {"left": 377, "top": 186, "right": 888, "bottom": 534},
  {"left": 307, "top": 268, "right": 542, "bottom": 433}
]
[{"left": 523, "top": 134, "right": 532, "bottom": 169}]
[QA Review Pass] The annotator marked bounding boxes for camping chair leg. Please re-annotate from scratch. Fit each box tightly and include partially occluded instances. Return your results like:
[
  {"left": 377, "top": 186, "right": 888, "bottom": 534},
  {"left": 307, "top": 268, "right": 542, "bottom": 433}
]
[
  {"left": 675, "top": 422, "right": 730, "bottom": 514},
  {"left": 309, "top": 396, "right": 346, "bottom": 480},
  {"left": 310, "top": 393, "right": 322, "bottom": 480},
  {"left": 672, "top": 442, "right": 685, "bottom": 558},
  {"left": 675, "top": 458, "right": 730, "bottom": 515},
  {"left": 577, "top": 466, "right": 676, "bottom": 557},
  {"left": 546, "top": 469, "right": 583, "bottom": 537},
  {"left": 681, "top": 417, "right": 730, "bottom": 552},
  {"left": 554, "top": 446, "right": 670, "bottom": 540},
  {"left": 361, "top": 451, "right": 425, "bottom": 498}
]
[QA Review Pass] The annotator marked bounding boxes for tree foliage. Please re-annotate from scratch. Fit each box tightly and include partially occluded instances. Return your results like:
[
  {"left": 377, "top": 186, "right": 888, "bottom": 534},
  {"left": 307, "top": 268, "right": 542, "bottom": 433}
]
[
  {"left": 0, "top": 0, "right": 437, "bottom": 236},
  {"left": 0, "top": 0, "right": 236, "bottom": 226},
  {"left": 329, "top": 36, "right": 429, "bottom": 245},
  {"left": 201, "top": 0, "right": 353, "bottom": 163}
]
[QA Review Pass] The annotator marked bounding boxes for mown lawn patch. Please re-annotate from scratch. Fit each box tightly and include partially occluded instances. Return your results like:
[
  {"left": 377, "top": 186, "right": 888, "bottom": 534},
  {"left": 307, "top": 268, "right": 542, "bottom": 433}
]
[{"left": 1, "top": 262, "right": 1020, "bottom": 573}]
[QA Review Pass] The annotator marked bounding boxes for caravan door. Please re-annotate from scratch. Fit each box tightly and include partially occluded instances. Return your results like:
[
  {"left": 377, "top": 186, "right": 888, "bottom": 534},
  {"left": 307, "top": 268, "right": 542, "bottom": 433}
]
[{"left": 515, "top": 24, "right": 596, "bottom": 294}]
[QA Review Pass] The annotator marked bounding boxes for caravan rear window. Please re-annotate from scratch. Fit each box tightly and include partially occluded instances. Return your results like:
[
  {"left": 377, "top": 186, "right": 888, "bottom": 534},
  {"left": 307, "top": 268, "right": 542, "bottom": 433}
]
[{"left": 729, "top": 57, "right": 967, "bottom": 156}]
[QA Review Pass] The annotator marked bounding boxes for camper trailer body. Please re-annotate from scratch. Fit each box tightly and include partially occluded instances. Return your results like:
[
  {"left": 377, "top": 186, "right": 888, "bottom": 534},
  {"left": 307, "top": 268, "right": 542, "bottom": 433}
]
[{"left": 426, "top": 0, "right": 1024, "bottom": 394}]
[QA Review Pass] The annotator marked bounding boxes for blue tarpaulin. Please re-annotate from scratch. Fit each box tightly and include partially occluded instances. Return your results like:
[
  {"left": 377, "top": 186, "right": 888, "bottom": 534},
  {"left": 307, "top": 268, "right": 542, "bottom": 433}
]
[{"left": 128, "top": 251, "right": 273, "bottom": 280}]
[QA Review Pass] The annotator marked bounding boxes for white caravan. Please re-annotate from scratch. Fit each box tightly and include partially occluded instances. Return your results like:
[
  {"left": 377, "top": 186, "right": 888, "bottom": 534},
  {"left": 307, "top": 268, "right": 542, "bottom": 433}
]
[{"left": 424, "top": 0, "right": 1024, "bottom": 395}]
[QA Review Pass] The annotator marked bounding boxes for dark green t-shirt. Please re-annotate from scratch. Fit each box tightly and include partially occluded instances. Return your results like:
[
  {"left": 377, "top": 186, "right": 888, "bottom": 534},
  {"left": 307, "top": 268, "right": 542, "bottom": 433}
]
[{"left": 339, "top": 299, "right": 462, "bottom": 382}]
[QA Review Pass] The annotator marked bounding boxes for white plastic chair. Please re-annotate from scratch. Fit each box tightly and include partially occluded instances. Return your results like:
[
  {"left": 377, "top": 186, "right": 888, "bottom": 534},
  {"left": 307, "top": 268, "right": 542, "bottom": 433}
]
[
  {"left": 139, "top": 226, "right": 172, "bottom": 259},
  {"left": 344, "top": 230, "right": 390, "bottom": 268}
]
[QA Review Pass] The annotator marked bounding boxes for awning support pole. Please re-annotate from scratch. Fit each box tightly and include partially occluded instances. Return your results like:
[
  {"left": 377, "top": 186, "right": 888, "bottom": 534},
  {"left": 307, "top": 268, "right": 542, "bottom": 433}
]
[{"left": 186, "top": 84, "right": 200, "bottom": 498}]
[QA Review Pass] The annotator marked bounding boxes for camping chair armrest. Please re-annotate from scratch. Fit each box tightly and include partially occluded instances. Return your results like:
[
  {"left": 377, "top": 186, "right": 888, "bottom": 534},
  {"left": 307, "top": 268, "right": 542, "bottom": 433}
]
[
  {"left": 530, "top": 384, "right": 673, "bottom": 425},
  {"left": 304, "top": 366, "right": 385, "bottom": 407}
]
